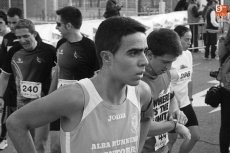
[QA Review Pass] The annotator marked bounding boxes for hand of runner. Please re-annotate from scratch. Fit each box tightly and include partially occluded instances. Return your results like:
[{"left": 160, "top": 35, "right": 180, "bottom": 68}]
[
  {"left": 175, "top": 123, "right": 191, "bottom": 140},
  {"left": 172, "top": 110, "right": 188, "bottom": 125}
]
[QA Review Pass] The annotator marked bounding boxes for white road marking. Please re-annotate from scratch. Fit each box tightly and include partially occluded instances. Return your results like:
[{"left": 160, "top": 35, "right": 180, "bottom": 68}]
[
  {"left": 209, "top": 106, "right": 221, "bottom": 113},
  {"left": 193, "top": 63, "right": 201, "bottom": 67},
  {"left": 207, "top": 80, "right": 219, "bottom": 84},
  {"left": 192, "top": 88, "right": 209, "bottom": 107}
]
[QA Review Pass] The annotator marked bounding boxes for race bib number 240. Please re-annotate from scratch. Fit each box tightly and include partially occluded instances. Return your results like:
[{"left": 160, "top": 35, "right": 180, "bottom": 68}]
[{"left": 20, "top": 81, "right": 42, "bottom": 99}]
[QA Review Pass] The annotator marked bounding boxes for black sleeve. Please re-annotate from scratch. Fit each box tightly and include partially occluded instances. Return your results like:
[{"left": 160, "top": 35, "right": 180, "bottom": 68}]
[
  {"left": 42, "top": 44, "right": 57, "bottom": 95},
  {"left": 50, "top": 45, "right": 57, "bottom": 66},
  {"left": 1, "top": 46, "right": 19, "bottom": 73},
  {"left": 0, "top": 37, "right": 8, "bottom": 68},
  {"left": 56, "top": 38, "right": 66, "bottom": 50},
  {"left": 81, "top": 37, "right": 99, "bottom": 72},
  {"left": 88, "top": 39, "right": 99, "bottom": 72},
  {"left": 35, "top": 32, "right": 43, "bottom": 42}
]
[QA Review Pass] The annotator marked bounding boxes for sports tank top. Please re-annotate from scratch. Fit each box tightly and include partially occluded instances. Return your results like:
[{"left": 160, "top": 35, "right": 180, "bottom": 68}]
[
  {"left": 60, "top": 78, "right": 141, "bottom": 153},
  {"left": 142, "top": 72, "right": 171, "bottom": 152}
]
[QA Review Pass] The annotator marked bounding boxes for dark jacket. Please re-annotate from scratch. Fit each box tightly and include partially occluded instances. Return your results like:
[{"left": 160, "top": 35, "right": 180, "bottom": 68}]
[{"left": 103, "top": 0, "right": 122, "bottom": 18}]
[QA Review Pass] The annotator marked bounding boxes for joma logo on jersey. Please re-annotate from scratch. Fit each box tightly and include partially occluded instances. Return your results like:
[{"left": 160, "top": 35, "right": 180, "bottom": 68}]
[{"left": 108, "top": 113, "right": 126, "bottom": 122}]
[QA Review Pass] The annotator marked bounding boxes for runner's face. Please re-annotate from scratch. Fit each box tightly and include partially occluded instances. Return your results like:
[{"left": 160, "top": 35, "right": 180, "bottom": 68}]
[
  {"left": 147, "top": 53, "right": 177, "bottom": 75},
  {"left": 15, "top": 28, "right": 37, "bottom": 51},
  {"left": 109, "top": 32, "right": 148, "bottom": 86},
  {"left": 7, "top": 15, "right": 20, "bottom": 32},
  {"left": 0, "top": 18, "right": 7, "bottom": 35},
  {"left": 181, "top": 31, "right": 192, "bottom": 51},
  {"left": 56, "top": 15, "right": 67, "bottom": 38}
]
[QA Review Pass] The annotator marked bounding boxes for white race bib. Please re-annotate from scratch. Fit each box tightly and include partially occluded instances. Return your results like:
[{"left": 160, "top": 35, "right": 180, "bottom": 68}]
[
  {"left": 154, "top": 133, "right": 169, "bottom": 151},
  {"left": 20, "top": 81, "right": 42, "bottom": 99},
  {"left": 57, "top": 79, "right": 77, "bottom": 89},
  {"left": 178, "top": 68, "right": 192, "bottom": 82}
]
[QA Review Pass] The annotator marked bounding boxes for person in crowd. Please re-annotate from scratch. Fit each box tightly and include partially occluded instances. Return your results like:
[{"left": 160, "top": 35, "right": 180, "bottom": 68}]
[
  {"left": 0, "top": 9, "right": 10, "bottom": 151},
  {"left": 0, "top": 10, "right": 10, "bottom": 44},
  {"left": 204, "top": 0, "right": 220, "bottom": 59},
  {"left": 103, "top": 0, "right": 123, "bottom": 18},
  {"left": 215, "top": 25, "right": 230, "bottom": 153},
  {"left": 48, "top": 6, "right": 99, "bottom": 153},
  {"left": 168, "top": 25, "right": 200, "bottom": 153},
  {"left": 6, "top": 16, "right": 153, "bottom": 153},
  {"left": 202, "top": 0, "right": 212, "bottom": 21},
  {"left": 187, "top": 0, "right": 202, "bottom": 52},
  {"left": 174, "top": 0, "right": 188, "bottom": 11},
  {"left": 0, "top": 19, "right": 56, "bottom": 153},
  {"left": 141, "top": 28, "right": 190, "bottom": 153},
  {"left": 202, "top": 0, "right": 212, "bottom": 47},
  {"left": 0, "top": 7, "right": 23, "bottom": 151}
]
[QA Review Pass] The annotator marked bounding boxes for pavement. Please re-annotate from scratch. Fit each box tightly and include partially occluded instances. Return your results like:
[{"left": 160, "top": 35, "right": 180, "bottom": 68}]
[{"left": 0, "top": 50, "right": 226, "bottom": 153}]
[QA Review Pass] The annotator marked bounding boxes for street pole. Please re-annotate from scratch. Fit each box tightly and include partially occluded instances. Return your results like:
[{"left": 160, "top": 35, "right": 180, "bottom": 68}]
[
  {"left": 8, "top": 0, "right": 11, "bottom": 8},
  {"left": 23, "top": 0, "right": 27, "bottom": 18},
  {"left": 68, "top": 0, "right": 72, "bottom": 6},
  {"left": 44, "top": 0, "right": 47, "bottom": 21},
  {"left": 53, "top": 0, "right": 58, "bottom": 11},
  {"left": 126, "top": 0, "right": 128, "bottom": 16}
]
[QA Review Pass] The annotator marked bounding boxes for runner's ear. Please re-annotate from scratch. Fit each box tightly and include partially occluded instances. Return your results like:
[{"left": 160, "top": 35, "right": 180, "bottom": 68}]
[
  {"left": 65, "top": 22, "right": 72, "bottom": 30},
  {"left": 145, "top": 50, "right": 153, "bottom": 60},
  {"left": 100, "top": 51, "right": 112, "bottom": 64}
]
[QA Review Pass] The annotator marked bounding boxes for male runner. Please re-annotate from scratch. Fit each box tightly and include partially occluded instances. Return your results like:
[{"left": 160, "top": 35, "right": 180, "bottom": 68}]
[
  {"left": 0, "top": 9, "right": 10, "bottom": 151},
  {"left": 0, "top": 8, "right": 23, "bottom": 150},
  {"left": 0, "top": 19, "right": 56, "bottom": 152},
  {"left": 6, "top": 17, "right": 153, "bottom": 153},
  {"left": 0, "top": 10, "right": 10, "bottom": 45},
  {"left": 142, "top": 28, "right": 190, "bottom": 153},
  {"left": 48, "top": 6, "right": 99, "bottom": 153}
]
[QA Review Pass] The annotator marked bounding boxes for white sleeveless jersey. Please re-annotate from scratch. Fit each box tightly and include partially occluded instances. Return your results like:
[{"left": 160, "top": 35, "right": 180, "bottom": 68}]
[{"left": 60, "top": 78, "right": 141, "bottom": 153}]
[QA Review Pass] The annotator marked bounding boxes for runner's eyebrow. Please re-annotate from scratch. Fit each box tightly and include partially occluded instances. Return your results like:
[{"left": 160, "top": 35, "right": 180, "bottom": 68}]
[{"left": 127, "top": 47, "right": 148, "bottom": 52}]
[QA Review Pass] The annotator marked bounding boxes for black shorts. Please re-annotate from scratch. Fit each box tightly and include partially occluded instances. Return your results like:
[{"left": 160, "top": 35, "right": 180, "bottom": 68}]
[
  {"left": 50, "top": 119, "right": 60, "bottom": 131},
  {"left": 181, "top": 104, "right": 199, "bottom": 127}
]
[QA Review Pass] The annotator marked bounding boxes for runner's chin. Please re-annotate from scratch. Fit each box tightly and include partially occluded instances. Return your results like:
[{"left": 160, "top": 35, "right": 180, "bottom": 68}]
[{"left": 129, "top": 76, "right": 142, "bottom": 86}]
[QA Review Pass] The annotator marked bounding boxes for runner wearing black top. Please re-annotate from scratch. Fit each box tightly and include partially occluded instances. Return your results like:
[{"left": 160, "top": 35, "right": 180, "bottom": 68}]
[
  {"left": 0, "top": 26, "right": 43, "bottom": 152},
  {"left": 0, "top": 7, "right": 23, "bottom": 150},
  {"left": 0, "top": 19, "right": 56, "bottom": 153},
  {"left": 49, "top": 6, "right": 99, "bottom": 153}
]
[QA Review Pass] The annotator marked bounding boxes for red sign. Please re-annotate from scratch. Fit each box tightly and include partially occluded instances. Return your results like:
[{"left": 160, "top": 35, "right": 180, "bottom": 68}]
[{"left": 216, "top": 5, "right": 228, "bottom": 17}]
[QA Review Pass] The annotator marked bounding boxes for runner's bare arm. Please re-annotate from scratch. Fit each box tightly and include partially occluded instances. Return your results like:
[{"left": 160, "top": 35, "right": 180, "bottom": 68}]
[
  {"left": 188, "top": 81, "right": 193, "bottom": 102},
  {"left": 138, "top": 81, "right": 153, "bottom": 153},
  {"left": 148, "top": 120, "right": 177, "bottom": 136},
  {"left": 169, "top": 96, "right": 188, "bottom": 125},
  {"left": 169, "top": 95, "right": 179, "bottom": 114},
  {"left": 0, "top": 71, "right": 10, "bottom": 97},
  {"left": 0, "top": 71, "right": 10, "bottom": 108},
  {"left": 6, "top": 84, "right": 85, "bottom": 153},
  {"left": 48, "top": 66, "right": 58, "bottom": 93}
]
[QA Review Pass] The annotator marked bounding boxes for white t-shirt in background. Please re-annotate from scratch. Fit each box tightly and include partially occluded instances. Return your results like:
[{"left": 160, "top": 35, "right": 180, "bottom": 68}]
[{"left": 170, "top": 50, "right": 193, "bottom": 108}]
